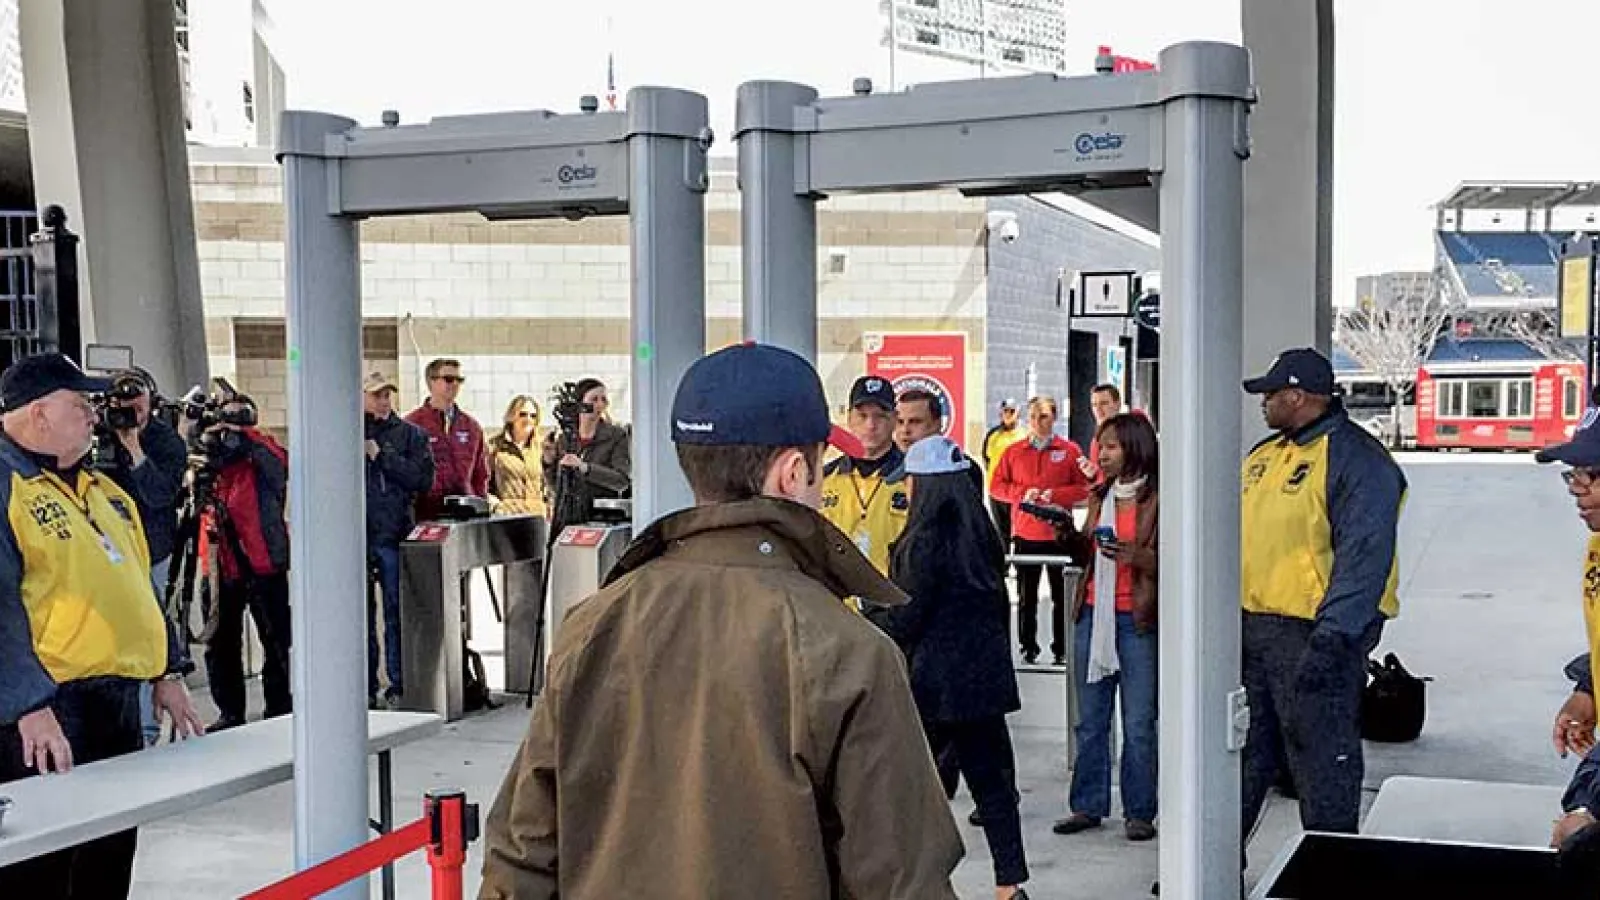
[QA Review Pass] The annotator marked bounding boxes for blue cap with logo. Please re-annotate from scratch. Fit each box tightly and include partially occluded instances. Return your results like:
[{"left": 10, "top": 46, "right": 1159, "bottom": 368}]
[
  {"left": 1537, "top": 407, "right": 1600, "bottom": 467},
  {"left": 849, "top": 375, "right": 896, "bottom": 412},
  {"left": 0, "top": 352, "right": 112, "bottom": 412},
  {"left": 1243, "top": 347, "right": 1336, "bottom": 396},
  {"left": 672, "top": 343, "right": 864, "bottom": 457}
]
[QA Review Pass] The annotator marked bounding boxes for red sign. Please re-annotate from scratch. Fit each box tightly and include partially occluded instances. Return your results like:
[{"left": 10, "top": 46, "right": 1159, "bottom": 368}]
[
  {"left": 1099, "top": 46, "right": 1156, "bottom": 73},
  {"left": 405, "top": 524, "right": 452, "bottom": 543},
  {"left": 558, "top": 527, "right": 606, "bottom": 547},
  {"left": 864, "top": 332, "right": 969, "bottom": 449}
]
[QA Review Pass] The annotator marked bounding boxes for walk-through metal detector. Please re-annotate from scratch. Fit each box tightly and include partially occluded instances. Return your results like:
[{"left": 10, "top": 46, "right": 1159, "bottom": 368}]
[
  {"left": 276, "top": 88, "right": 709, "bottom": 897},
  {"left": 736, "top": 42, "right": 1254, "bottom": 899}
]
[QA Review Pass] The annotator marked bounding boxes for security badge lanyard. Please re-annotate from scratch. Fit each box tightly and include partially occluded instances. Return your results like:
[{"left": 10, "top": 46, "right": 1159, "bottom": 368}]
[
  {"left": 848, "top": 471, "right": 885, "bottom": 557},
  {"left": 48, "top": 474, "right": 125, "bottom": 566}
]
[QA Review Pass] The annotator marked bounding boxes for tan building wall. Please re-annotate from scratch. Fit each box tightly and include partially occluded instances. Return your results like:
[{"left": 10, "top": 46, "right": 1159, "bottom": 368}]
[{"left": 190, "top": 152, "right": 989, "bottom": 447}]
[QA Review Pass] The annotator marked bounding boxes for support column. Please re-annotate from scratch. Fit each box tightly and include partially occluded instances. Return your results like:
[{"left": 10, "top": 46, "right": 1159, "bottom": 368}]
[
  {"left": 278, "top": 111, "right": 369, "bottom": 900},
  {"left": 17, "top": 0, "right": 208, "bottom": 392},
  {"left": 1241, "top": 0, "right": 1334, "bottom": 451},
  {"left": 736, "top": 82, "right": 820, "bottom": 363},
  {"left": 1156, "top": 42, "right": 1251, "bottom": 900},
  {"left": 627, "top": 87, "right": 709, "bottom": 529}
]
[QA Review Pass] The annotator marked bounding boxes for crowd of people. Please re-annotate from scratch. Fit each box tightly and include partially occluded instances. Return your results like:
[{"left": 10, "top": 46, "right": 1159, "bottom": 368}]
[{"left": 15, "top": 335, "right": 1600, "bottom": 897}]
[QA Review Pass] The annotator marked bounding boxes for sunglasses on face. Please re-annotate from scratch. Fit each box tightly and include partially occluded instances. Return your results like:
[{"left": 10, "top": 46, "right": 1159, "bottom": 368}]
[
  {"left": 434, "top": 375, "right": 465, "bottom": 384},
  {"left": 1563, "top": 468, "right": 1600, "bottom": 486},
  {"left": 516, "top": 411, "right": 536, "bottom": 419}
]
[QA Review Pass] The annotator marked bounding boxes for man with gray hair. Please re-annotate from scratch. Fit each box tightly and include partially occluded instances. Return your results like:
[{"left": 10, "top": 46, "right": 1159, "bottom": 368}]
[{"left": 0, "top": 353, "right": 205, "bottom": 898}]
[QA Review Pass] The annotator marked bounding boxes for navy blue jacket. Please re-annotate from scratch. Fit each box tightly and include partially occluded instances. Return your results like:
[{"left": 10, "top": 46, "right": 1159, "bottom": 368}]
[
  {"left": 366, "top": 412, "right": 435, "bottom": 547},
  {"left": 106, "top": 417, "right": 189, "bottom": 565}
]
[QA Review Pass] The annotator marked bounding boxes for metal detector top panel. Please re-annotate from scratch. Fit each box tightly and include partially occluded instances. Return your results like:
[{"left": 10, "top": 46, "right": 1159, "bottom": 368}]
[{"left": 277, "top": 86, "right": 710, "bottom": 221}]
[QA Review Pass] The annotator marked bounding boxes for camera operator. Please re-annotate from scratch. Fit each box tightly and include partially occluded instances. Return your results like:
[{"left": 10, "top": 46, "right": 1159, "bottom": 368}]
[
  {"left": 98, "top": 370, "right": 188, "bottom": 747},
  {"left": 198, "top": 395, "right": 291, "bottom": 731},
  {"left": 0, "top": 353, "right": 203, "bottom": 899},
  {"left": 541, "top": 378, "right": 631, "bottom": 508}
]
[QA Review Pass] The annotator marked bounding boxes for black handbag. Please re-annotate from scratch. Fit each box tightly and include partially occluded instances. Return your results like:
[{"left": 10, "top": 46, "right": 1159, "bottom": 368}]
[{"left": 1362, "top": 652, "right": 1429, "bottom": 743}]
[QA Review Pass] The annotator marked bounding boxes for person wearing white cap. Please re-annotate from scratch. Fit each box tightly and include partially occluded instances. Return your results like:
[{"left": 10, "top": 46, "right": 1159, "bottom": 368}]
[{"left": 880, "top": 435, "right": 1031, "bottom": 900}]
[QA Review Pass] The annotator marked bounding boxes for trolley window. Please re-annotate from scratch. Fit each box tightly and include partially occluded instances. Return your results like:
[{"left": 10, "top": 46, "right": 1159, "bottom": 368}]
[{"left": 1566, "top": 377, "right": 1584, "bottom": 420}]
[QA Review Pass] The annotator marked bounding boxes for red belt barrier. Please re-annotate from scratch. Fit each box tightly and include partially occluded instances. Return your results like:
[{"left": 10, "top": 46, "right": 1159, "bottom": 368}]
[{"left": 242, "top": 791, "right": 479, "bottom": 900}]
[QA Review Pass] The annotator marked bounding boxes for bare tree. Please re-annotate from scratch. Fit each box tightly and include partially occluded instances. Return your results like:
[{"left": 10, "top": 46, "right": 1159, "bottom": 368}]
[
  {"left": 1335, "top": 297, "right": 1452, "bottom": 447},
  {"left": 1479, "top": 308, "right": 1584, "bottom": 361}
]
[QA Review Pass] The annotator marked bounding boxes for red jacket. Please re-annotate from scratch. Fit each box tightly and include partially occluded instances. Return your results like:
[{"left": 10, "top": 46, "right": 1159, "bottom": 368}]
[
  {"left": 405, "top": 404, "right": 490, "bottom": 521},
  {"left": 991, "top": 435, "right": 1091, "bottom": 543},
  {"left": 208, "top": 428, "right": 290, "bottom": 582}
]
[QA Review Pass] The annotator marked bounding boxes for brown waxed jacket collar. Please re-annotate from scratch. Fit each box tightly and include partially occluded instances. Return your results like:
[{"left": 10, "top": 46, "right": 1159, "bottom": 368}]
[{"left": 606, "top": 496, "right": 910, "bottom": 607}]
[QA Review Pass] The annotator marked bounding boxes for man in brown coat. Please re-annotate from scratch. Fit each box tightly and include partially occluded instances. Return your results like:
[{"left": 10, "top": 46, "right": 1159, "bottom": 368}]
[{"left": 479, "top": 343, "right": 964, "bottom": 900}]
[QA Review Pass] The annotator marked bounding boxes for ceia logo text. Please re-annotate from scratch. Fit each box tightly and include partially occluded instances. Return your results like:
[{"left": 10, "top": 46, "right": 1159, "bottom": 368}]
[
  {"left": 1074, "top": 132, "right": 1125, "bottom": 156},
  {"left": 558, "top": 164, "right": 598, "bottom": 185}
]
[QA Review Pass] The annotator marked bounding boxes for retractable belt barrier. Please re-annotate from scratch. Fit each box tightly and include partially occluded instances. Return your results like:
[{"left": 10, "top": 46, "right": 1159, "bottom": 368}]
[{"left": 242, "top": 791, "right": 479, "bottom": 900}]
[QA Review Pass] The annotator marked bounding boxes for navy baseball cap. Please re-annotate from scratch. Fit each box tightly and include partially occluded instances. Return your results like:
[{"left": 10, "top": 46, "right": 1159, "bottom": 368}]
[
  {"left": 1243, "top": 348, "right": 1336, "bottom": 396},
  {"left": 849, "top": 375, "right": 896, "bottom": 412},
  {"left": 672, "top": 343, "right": 864, "bottom": 457},
  {"left": 1537, "top": 408, "right": 1600, "bottom": 467},
  {"left": 0, "top": 352, "right": 112, "bottom": 411}
]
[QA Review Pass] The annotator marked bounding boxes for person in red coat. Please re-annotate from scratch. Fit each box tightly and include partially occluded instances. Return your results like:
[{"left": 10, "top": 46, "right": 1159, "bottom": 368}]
[
  {"left": 991, "top": 395, "right": 1090, "bottom": 665},
  {"left": 405, "top": 358, "right": 490, "bottom": 522}
]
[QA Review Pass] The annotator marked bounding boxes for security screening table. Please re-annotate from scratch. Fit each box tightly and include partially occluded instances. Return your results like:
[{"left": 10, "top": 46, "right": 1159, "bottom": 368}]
[
  {"left": 1250, "top": 776, "right": 1567, "bottom": 898},
  {"left": 0, "top": 711, "right": 440, "bottom": 898}
]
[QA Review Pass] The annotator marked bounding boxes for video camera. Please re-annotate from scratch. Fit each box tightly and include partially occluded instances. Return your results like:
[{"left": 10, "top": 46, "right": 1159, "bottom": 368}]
[
  {"left": 88, "top": 373, "right": 149, "bottom": 470},
  {"left": 549, "top": 381, "right": 594, "bottom": 440},
  {"left": 177, "top": 378, "right": 256, "bottom": 463}
]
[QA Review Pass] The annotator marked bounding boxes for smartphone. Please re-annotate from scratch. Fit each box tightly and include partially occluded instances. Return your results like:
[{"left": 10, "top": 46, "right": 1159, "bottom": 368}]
[{"left": 1093, "top": 525, "right": 1117, "bottom": 547}]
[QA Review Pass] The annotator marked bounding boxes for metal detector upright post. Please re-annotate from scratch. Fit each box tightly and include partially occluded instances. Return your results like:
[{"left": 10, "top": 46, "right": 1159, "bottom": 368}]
[{"left": 735, "top": 43, "right": 1253, "bottom": 898}]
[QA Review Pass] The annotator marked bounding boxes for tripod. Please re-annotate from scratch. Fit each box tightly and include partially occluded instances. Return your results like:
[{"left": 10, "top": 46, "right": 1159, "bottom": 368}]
[
  {"left": 524, "top": 427, "right": 590, "bottom": 708},
  {"left": 164, "top": 461, "right": 222, "bottom": 647}
]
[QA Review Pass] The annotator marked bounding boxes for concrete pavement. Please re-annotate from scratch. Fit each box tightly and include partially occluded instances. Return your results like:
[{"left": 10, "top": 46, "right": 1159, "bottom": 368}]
[{"left": 122, "top": 453, "right": 1589, "bottom": 898}]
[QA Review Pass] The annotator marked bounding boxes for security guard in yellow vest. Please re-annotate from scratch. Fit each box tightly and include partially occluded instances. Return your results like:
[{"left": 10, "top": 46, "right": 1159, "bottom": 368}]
[
  {"left": 822, "top": 376, "right": 908, "bottom": 575},
  {"left": 981, "top": 399, "right": 1027, "bottom": 545},
  {"left": 1540, "top": 410, "right": 1600, "bottom": 756},
  {"left": 0, "top": 353, "right": 205, "bottom": 900},
  {"left": 1238, "top": 348, "right": 1405, "bottom": 843}
]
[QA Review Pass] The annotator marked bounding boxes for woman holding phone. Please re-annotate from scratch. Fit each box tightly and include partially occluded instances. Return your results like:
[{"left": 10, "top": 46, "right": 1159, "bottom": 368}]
[{"left": 1049, "top": 412, "right": 1161, "bottom": 842}]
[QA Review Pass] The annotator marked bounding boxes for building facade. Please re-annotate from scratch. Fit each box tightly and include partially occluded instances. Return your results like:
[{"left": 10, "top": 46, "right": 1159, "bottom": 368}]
[{"left": 191, "top": 149, "right": 1156, "bottom": 450}]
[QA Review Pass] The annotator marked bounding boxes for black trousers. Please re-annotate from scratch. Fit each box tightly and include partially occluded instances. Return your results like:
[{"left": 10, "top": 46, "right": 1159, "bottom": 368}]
[
  {"left": 1240, "top": 612, "right": 1382, "bottom": 841},
  {"left": 0, "top": 678, "right": 143, "bottom": 899},
  {"left": 1012, "top": 537, "right": 1069, "bottom": 657},
  {"left": 925, "top": 717, "right": 1028, "bottom": 886},
  {"left": 206, "top": 570, "right": 293, "bottom": 722}
]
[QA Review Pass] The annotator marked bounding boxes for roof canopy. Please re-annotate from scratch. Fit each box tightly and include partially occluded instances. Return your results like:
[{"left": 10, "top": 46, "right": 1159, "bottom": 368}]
[{"left": 1434, "top": 180, "right": 1600, "bottom": 211}]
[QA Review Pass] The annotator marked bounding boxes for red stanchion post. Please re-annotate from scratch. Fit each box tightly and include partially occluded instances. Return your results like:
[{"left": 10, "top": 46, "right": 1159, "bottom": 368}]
[{"left": 425, "top": 790, "right": 480, "bottom": 900}]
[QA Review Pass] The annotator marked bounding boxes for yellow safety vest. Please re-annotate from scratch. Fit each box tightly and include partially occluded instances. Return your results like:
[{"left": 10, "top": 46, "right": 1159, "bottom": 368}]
[
  {"left": 983, "top": 425, "right": 1028, "bottom": 492},
  {"left": 1585, "top": 534, "right": 1600, "bottom": 691},
  {"left": 8, "top": 461, "right": 166, "bottom": 685},
  {"left": 820, "top": 450, "right": 909, "bottom": 576},
  {"left": 1240, "top": 417, "right": 1402, "bottom": 625}
]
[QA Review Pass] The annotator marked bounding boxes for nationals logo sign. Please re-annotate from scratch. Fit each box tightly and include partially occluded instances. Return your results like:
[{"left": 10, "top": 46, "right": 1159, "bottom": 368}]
[{"left": 864, "top": 332, "right": 968, "bottom": 450}]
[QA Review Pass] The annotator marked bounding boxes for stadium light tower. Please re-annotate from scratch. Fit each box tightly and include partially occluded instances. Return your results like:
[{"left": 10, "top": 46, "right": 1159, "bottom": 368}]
[{"left": 880, "top": 0, "right": 1067, "bottom": 88}]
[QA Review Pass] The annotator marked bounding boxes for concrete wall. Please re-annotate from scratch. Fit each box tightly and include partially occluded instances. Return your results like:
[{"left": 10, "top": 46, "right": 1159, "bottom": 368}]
[
  {"left": 190, "top": 152, "right": 990, "bottom": 445},
  {"left": 983, "top": 195, "right": 1159, "bottom": 432}
]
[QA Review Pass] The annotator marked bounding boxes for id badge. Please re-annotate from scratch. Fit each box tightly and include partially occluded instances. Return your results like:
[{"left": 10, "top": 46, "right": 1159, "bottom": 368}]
[
  {"left": 99, "top": 534, "right": 125, "bottom": 565},
  {"left": 853, "top": 530, "right": 872, "bottom": 558}
]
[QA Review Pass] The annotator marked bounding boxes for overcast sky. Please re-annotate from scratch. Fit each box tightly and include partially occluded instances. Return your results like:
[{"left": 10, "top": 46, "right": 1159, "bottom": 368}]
[{"left": 264, "top": 0, "right": 1600, "bottom": 307}]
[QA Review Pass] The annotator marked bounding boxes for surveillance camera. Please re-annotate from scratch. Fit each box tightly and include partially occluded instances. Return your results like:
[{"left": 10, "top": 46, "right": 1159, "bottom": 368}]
[{"left": 987, "top": 210, "right": 1020, "bottom": 244}]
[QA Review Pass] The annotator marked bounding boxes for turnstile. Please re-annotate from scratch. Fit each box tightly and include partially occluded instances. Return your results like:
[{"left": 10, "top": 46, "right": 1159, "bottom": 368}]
[
  {"left": 398, "top": 514, "right": 546, "bottom": 721},
  {"left": 541, "top": 522, "right": 632, "bottom": 683}
]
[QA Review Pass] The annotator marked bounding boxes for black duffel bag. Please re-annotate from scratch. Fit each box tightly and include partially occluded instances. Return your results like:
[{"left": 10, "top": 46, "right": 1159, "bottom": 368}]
[{"left": 1362, "top": 652, "right": 1429, "bottom": 743}]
